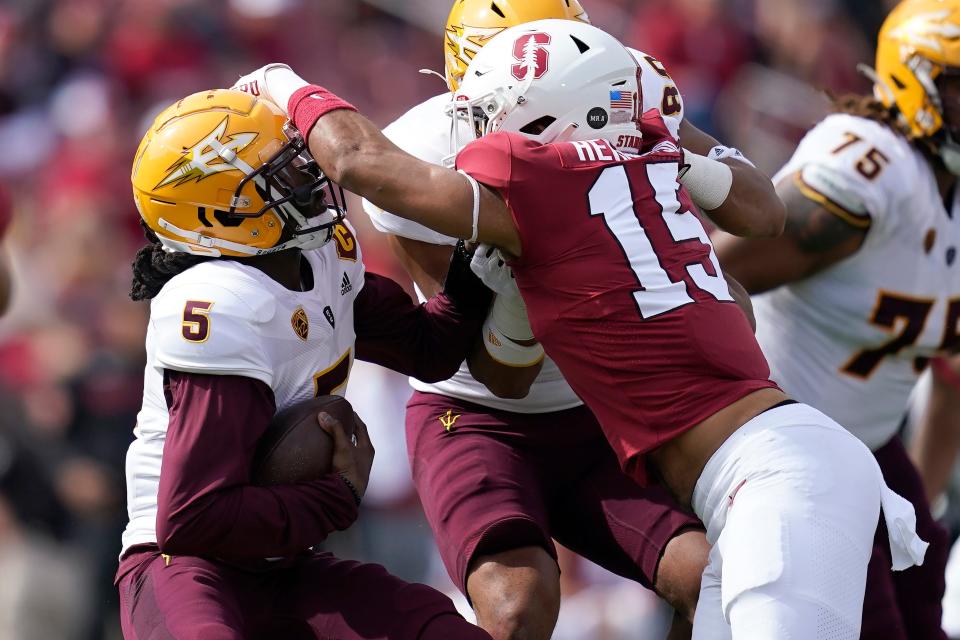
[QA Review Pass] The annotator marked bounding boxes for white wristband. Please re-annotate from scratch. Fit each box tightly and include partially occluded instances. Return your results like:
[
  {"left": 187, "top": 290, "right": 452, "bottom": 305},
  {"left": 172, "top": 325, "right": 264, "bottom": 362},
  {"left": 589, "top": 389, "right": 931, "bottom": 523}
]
[
  {"left": 458, "top": 170, "right": 480, "bottom": 242},
  {"left": 265, "top": 65, "right": 310, "bottom": 114},
  {"left": 678, "top": 148, "right": 734, "bottom": 211}
]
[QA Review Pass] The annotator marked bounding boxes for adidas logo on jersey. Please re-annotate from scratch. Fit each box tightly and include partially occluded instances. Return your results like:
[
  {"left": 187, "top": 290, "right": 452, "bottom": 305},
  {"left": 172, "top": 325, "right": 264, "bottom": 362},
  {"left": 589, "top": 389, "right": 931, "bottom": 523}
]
[{"left": 340, "top": 273, "right": 352, "bottom": 295}]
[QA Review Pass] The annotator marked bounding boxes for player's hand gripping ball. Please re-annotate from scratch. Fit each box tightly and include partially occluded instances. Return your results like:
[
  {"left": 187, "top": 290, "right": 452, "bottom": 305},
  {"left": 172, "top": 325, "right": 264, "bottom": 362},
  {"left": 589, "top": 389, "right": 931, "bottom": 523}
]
[{"left": 252, "top": 395, "right": 357, "bottom": 485}]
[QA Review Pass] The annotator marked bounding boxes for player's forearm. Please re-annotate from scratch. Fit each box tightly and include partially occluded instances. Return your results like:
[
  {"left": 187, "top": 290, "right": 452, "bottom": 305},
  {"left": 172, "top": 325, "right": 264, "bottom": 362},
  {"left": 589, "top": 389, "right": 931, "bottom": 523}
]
[
  {"left": 155, "top": 371, "right": 358, "bottom": 558},
  {"left": 910, "top": 357, "right": 960, "bottom": 501},
  {"left": 703, "top": 161, "right": 786, "bottom": 238},
  {"left": 677, "top": 120, "right": 785, "bottom": 237},
  {"left": 713, "top": 178, "right": 867, "bottom": 294},
  {"left": 157, "top": 476, "right": 358, "bottom": 558},
  {"left": 302, "top": 109, "right": 475, "bottom": 241},
  {"left": 354, "top": 268, "right": 491, "bottom": 382}
]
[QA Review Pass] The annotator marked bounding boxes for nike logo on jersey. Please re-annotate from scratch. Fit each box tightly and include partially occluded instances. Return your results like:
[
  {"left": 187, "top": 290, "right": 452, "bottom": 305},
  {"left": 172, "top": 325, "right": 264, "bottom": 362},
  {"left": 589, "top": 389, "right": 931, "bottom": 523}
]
[
  {"left": 323, "top": 305, "right": 335, "bottom": 328},
  {"left": 340, "top": 273, "right": 352, "bottom": 295}
]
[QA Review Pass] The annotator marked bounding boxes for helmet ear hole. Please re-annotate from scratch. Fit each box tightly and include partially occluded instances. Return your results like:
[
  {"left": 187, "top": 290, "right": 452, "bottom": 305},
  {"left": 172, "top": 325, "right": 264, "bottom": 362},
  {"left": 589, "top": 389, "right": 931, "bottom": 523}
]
[
  {"left": 490, "top": 2, "right": 505, "bottom": 18},
  {"left": 890, "top": 74, "right": 907, "bottom": 90},
  {"left": 519, "top": 115, "right": 557, "bottom": 135}
]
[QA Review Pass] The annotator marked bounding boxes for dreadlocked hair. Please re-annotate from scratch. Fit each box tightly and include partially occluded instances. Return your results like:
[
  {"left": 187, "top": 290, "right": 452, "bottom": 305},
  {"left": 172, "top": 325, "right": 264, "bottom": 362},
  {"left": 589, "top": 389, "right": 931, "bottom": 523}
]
[
  {"left": 827, "top": 91, "right": 911, "bottom": 139},
  {"left": 130, "top": 219, "right": 211, "bottom": 301}
]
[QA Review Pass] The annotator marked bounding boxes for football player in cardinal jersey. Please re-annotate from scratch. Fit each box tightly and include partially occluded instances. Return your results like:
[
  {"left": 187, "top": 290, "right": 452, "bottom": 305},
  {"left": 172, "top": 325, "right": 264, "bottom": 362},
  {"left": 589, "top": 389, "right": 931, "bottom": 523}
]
[
  {"left": 238, "top": 18, "right": 929, "bottom": 640},
  {"left": 713, "top": 2, "right": 960, "bottom": 638},
  {"left": 335, "top": 1, "right": 774, "bottom": 637},
  {"left": 348, "top": 0, "right": 770, "bottom": 636},
  {"left": 117, "top": 90, "right": 495, "bottom": 640}
]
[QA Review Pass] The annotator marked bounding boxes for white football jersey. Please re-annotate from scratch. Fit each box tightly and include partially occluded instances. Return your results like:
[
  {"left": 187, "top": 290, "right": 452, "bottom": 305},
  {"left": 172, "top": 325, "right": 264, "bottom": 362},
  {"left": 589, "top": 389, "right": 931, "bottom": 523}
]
[
  {"left": 121, "top": 223, "right": 366, "bottom": 554},
  {"left": 755, "top": 113, "right": 960, "bottom": 450},
  {"left": 362, "top": 48, "right": 683, "bottom": 413}
]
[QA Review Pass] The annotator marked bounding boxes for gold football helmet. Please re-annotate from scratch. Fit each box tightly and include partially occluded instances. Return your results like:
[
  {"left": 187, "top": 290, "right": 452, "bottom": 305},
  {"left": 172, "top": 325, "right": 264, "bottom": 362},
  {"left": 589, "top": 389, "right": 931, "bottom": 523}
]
[
  {"left": 444, "top": 0, "right": 590, "bottom": 91},
  {"left": 874, "top": 0, "right": 960, "bottom": 169},
  {"left": 131, "top": 89, "right": 345, "bottom": 257}
]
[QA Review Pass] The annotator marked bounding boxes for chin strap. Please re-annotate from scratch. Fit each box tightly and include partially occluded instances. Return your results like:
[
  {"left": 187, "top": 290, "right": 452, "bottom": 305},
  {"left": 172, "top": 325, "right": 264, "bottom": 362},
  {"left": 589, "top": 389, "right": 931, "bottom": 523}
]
[{"left": 157, "top": 218, "right": 333, "bottom": 257}]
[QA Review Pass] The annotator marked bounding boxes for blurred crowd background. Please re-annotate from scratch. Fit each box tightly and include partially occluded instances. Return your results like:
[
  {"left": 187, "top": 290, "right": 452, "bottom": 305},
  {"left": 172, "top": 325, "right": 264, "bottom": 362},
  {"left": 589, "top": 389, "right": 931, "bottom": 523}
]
[{"left": 0, "top": 0, "right": 906, "bottom": 638}]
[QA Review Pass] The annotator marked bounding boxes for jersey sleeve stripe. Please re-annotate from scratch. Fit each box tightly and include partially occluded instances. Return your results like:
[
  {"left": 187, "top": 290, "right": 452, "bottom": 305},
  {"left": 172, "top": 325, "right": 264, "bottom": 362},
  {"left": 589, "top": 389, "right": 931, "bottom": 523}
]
[{"left": 794, "top": 174, "right": 872, "bottom": 229}]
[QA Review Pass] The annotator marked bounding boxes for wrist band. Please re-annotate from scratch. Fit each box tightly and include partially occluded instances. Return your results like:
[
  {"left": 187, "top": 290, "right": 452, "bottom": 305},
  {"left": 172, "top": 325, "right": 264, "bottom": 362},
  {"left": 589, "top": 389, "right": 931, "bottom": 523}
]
[
  {"left": 458, "top": 170, "right": 480, "bottom": 242},
  {"left": 288, "top": 85, "right": 358, "bottom": 138},
  {"left": 338, "top": 472, "right": 362, "bottom": 506}
]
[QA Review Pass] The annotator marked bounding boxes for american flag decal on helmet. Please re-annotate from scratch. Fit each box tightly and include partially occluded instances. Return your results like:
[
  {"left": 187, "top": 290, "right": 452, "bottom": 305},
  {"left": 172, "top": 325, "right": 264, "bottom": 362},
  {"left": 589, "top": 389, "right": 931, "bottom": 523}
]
[{"left": 610, "top": 90, "right": 635, "bottom": 110}]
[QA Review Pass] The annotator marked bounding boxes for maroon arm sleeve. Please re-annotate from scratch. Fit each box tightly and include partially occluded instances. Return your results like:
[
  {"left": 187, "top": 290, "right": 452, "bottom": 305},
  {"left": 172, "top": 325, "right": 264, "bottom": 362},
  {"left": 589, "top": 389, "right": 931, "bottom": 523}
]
[
  {"left": 155, "top": 371, "right": 358, "bottom": 559},
  {"left": 354, "top": 269, "right": 490, "bottom": 382}
]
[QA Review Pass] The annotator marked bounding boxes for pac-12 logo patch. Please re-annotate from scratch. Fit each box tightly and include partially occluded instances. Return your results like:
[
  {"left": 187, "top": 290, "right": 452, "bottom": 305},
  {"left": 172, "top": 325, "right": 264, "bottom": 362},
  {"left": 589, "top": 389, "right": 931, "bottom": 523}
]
[
  {"left": 511, "top": 32, "right": 551, "bottom": 82},
  {"left": 291, "top": 306, "right": 309, "bottom": 341}
]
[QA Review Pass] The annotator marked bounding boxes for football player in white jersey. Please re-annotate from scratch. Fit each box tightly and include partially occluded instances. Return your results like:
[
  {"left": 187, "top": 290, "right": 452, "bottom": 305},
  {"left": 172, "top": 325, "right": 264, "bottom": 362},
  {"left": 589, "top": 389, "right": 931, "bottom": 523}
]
[
  {"left": 233, "top": 3, "right": 781, "bottom": 639},
  {"left": 116, "top": 89, "right": 496, "bottom": 639},
  {"left": 713, "top": 2, "right": 960, "bottom": 638}
]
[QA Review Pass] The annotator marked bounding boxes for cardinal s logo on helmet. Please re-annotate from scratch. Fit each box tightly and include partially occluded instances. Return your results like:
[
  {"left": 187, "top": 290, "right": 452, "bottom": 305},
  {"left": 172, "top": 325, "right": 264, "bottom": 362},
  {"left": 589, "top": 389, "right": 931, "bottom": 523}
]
[
  {"left": 155, "top": 117, "right": 258, "bottom": 190},
  {"left": 511, "top": 32, "right": 551, "bottom": 81}
]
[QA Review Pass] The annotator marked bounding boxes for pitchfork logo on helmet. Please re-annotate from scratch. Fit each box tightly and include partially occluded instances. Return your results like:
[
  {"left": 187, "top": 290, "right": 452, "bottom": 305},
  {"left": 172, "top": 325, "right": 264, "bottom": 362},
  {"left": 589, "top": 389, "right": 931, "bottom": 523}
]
[
  {"left": 155, "top": 117, "right": 257, "bottom": 190},
  {"left": 132, "top": 89, "right": 346, "bottom": 258},
  {"left": 873, "top": 0, "right": 960, "bottom": 172}
]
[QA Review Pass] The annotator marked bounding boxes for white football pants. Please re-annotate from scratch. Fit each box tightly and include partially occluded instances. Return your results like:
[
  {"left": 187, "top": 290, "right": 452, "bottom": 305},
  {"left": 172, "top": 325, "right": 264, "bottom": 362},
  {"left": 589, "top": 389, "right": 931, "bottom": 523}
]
[{"left": 690, "top": 402, "right": 928, "bottom": 640}]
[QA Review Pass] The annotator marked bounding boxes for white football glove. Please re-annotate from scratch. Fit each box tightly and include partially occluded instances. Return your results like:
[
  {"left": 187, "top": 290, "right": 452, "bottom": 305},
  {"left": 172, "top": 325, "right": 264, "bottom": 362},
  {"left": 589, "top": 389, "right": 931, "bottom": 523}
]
[
  {"left": 470, "top": 243, "right": 520, "bottom": 299},
  {"left": 231, "top": 63, "right": 309, "bottom": 116}
]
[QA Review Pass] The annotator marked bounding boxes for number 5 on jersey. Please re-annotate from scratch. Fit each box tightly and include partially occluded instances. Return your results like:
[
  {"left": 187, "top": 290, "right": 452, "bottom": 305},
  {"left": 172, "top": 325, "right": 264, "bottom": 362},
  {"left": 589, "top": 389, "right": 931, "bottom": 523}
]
[{"left": 182, "top": 301, "right": 214, "bottom": 342}]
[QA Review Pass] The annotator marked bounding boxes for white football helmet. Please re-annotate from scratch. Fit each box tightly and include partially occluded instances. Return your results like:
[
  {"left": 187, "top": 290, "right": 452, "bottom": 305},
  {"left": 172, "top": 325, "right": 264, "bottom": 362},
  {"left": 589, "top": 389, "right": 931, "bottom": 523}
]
[{"left": 450, "top": 19, "right": 646, "bottom": 153}]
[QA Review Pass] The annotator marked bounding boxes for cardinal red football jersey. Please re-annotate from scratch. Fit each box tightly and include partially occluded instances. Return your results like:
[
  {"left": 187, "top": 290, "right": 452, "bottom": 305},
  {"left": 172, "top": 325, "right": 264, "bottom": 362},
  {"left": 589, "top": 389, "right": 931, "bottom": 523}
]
[{"left": 456, "top": 111, "right": 777, "bottom": 484}]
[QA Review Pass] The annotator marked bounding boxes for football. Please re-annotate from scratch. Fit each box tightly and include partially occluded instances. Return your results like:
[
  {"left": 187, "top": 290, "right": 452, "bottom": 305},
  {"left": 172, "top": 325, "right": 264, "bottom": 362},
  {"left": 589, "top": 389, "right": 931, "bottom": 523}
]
[{"left": 252, "top": 395, "right": 355, "bottom": 486}]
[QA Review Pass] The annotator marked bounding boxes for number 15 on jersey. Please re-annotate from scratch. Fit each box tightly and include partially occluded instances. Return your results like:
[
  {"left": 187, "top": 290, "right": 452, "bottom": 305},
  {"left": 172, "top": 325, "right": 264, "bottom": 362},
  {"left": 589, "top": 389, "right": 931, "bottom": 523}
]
[{"left": 588, "top": 162, "right": 733, "bottom": 319}]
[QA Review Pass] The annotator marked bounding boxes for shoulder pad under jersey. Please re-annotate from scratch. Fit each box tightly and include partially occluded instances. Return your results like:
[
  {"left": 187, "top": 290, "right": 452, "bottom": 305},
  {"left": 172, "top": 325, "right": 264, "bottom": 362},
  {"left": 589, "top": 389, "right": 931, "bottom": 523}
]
[
  {"left": 150, "top": 262, "right": 276, "bottom": 386},
  {"left": 776, "top": 113, "right": 918, "bottom": 229}
]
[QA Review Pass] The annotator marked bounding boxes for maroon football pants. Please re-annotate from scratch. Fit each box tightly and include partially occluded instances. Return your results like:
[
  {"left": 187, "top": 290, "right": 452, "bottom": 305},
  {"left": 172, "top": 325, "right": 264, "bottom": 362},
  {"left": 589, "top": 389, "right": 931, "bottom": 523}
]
[
  {"left": 117, "top": 549, "right": 491, "bottom": 640},
  {"left": 860, "top": 436, "right": 949, "bottom": 640}
]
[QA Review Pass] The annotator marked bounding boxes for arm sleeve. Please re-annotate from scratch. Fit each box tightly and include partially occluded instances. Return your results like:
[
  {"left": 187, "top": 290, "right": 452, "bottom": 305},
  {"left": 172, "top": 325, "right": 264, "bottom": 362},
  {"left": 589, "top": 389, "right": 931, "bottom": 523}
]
[
  {"left": 353, "top": 263, "right": 491, "bottom": 382},
  {"left": 155, "top": 371, "right": 358, "bottom": 559}
]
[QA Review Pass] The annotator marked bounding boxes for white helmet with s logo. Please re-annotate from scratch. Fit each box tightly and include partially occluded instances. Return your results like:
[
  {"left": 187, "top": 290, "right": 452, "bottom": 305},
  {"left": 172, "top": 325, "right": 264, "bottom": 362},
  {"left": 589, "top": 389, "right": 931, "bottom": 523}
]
[{"left": 450, "top": 19, "right": 646, "bottom": 153}]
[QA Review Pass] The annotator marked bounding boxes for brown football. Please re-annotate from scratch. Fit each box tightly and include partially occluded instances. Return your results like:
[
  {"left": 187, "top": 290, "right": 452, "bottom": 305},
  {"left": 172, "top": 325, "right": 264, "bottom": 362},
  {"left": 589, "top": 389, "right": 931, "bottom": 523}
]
[{"left": 252, "top": 395, "right": 355, "bottom": 486}]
